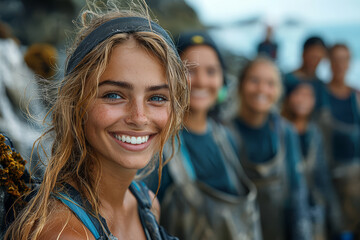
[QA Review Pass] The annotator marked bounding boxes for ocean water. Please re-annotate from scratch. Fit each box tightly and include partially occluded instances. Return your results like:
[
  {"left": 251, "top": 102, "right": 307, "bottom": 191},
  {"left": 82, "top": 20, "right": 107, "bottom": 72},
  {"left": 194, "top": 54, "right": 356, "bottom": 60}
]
[{"left": 208, "top": 22, "right": 360, "bottom": 89}]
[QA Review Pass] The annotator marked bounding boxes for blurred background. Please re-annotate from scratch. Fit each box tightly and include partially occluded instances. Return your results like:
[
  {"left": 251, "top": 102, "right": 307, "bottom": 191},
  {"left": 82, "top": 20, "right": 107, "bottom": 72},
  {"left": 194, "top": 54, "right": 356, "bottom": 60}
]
[{"left": 0, "top": 0, "right": 359, "bottom": 87}]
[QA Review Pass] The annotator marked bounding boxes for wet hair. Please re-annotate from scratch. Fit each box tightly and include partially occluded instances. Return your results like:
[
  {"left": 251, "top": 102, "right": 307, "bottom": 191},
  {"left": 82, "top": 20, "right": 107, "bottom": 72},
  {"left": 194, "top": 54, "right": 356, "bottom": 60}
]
[
  {"left": 303, "top": 36, "right": 326, "bottom": 51},
  {"left": 5, "top": 1, "right": 189, "bottom": 239}
]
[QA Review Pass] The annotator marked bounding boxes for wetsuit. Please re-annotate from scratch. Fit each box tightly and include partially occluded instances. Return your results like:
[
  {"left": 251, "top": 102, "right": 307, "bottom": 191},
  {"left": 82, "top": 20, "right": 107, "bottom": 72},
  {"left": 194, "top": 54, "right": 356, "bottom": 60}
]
[
  {"left": 231, "top": 113, "right": 312, "bottom": 240},
  {"left": 145, "top": 119, "right": 262, "bottom": 240},
  {"left": 319, "top": 89, "right": 360, "bottom": 237}
]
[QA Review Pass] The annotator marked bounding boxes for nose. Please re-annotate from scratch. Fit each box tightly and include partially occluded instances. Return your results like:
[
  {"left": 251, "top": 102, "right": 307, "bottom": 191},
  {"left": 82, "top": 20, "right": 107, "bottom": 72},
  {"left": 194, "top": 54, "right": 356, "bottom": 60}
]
[
  {"left": 191, "top": 69, "right": 207, "bottom": 88},
  {"left": 125, "top": 99, "right": 149, "bottom": 127}
]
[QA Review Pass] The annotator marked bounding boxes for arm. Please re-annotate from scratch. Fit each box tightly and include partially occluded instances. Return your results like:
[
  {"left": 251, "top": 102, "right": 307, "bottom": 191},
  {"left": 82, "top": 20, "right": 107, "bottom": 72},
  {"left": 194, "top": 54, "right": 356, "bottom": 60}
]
[
  {"left": 38, "top": 201, "right": 94, "bottom": 240},
  {"left": 313, "top": 130, "right": 344, "bottom": 236},
  {"left": 284, "top": 125, "right": 312, "bottom": 240}
]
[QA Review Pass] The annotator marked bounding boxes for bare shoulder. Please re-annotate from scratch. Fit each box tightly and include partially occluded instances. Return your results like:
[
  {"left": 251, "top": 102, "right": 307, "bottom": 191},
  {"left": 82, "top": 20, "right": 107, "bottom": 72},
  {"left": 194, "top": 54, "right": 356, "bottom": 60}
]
[
  {"left": 148, "top": 190, "right": 160, "bottom": 223},
  {"left": 37, "top": 198, "right": 95, "bottom": 240}
]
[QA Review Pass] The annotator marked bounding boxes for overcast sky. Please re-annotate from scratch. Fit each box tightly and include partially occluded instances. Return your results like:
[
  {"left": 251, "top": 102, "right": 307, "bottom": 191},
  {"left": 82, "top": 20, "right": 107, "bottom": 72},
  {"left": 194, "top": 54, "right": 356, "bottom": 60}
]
[{"left": 185, "top": 0, "right": 360, "bottom": 26}]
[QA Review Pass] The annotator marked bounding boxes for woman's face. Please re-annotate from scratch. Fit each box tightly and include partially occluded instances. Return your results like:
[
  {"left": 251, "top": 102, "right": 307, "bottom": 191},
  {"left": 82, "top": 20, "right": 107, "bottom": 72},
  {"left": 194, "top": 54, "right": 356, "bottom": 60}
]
[
  {"left": 288, "top": 85, "right": 315, "bottom": 118},
  {"left": 330, "top": 47, "right": 350, "bottom": 81},
  {"left": 181, "top": 45, "right": 223, "bottom": 114},
  {"left": 84, "top": 39, "right": 170, "bottom": 171},
  {"left": 240, "top": 61, "right": 281, "bottom": 114},
  {"left": 302, "top": 45, "right": 326, "bottom": 75}
]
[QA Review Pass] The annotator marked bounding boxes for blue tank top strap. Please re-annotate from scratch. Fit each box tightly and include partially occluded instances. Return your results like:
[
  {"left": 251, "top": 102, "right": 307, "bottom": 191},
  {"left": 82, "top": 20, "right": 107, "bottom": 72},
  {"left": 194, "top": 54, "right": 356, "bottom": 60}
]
[
  {"left": 54, "top": 183, "right": 110, "bottom": 240},
  {"left": 129, "top": 181, "right": 178, "bottom": 240}
]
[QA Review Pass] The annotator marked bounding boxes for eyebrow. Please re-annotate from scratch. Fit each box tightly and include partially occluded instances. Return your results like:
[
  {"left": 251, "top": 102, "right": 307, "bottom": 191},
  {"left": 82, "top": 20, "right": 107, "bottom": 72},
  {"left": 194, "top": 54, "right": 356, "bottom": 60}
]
[{"left": 98, "top": 80, "right": 169, "bottom": 91}]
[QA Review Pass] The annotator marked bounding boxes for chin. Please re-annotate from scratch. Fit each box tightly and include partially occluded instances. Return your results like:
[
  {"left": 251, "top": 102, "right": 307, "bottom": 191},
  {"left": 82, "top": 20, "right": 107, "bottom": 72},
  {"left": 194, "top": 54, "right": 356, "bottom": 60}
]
[{"left": 113, "top": 152, "right": 155, "bottom": 170}]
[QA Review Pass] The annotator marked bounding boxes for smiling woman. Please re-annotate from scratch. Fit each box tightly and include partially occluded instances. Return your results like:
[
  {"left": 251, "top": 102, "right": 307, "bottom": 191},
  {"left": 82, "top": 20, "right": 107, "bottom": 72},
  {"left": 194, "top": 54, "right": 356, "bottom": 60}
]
[
  {"left": 4, "top": 0, "right": 189, "bottom": 239},
  {"left": 230, "top": 57, "right": 312, "bottom": 240}
]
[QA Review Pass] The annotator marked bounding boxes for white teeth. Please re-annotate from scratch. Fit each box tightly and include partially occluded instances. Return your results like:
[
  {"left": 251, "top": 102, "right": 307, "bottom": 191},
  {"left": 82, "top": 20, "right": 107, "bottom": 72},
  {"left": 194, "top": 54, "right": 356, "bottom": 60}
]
[
  {"left": 115, "top": 134, "right": 150, "bottom": 145},
  {"left": 255, "top": 95, "right": 267, "bottom": 103}
]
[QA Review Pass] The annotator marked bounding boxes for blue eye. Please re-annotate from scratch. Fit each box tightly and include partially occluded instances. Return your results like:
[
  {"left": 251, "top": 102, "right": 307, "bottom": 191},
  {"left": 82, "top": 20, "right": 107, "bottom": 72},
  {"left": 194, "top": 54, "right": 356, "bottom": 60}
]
[
  {"left": 150, "top": 95, "right": 167, "bottom": 102},
  {"left": 104, "top": 93, "right": 122, "bottom": 99}
]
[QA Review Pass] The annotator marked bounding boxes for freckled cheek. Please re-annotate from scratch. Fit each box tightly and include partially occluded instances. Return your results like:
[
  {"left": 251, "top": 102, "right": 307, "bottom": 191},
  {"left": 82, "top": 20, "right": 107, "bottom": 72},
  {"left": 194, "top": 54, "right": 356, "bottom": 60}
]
[
  {"left": 150, "top": 107, "right": 171, "bottom": 130},
  {"left": 85, "top": 105, "right": 125, "bottom": 132}
]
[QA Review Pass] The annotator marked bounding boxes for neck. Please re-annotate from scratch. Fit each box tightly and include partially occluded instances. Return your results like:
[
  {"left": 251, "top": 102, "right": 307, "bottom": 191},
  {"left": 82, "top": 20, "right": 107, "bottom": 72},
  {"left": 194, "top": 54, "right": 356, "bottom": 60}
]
[
  {"left": 298, "top": 66, "right": 316, "bottom": 79},
  {"left": 98, "top": 160, "right": 137, "bottom": 211},
  {"left": 239, "top": 106, "right": 268, "bottom": 127},
  {"left": 184, "top": 109, "right": 208, "bottom": 133},
  {"left": 292, "top": 116, "right": 308, "bottom": 134},
  {"left": 328, "top": 79, "right": 351, "bottom": 98}
]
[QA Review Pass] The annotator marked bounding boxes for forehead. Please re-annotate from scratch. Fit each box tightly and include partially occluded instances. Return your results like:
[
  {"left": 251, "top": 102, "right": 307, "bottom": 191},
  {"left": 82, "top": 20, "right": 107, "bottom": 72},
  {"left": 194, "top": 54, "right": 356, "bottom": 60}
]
[
  {"left": 181, "top": 45, "right": 220, "bottom": 65},
  {"left": 90, "top": 38, "right": 166, "bottom": 88},
  {"left": 248, "top": 61, "right": 279, "bottom": 78},
  {"left": 330, "top": 46, "right": 350, "bottom": 57},
  {"left": 304, "top": 45, "right": 326, "bottom": 55}
]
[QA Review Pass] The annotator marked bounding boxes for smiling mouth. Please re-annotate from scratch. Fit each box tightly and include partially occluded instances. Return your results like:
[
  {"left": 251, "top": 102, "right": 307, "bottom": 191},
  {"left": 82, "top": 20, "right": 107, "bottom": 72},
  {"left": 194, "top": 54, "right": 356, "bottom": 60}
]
[{"left": 114, "top": 134, "right": 149, "bottom": 145}]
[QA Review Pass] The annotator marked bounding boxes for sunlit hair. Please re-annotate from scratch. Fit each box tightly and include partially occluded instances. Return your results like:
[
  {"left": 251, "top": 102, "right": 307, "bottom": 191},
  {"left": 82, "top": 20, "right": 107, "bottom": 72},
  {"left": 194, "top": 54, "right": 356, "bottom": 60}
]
[
  {"left": 237, "top": 56, "right": 283, "bottom": 104},
  {"left": 5, "top": 0, "right": 189, "bottom": 239}
]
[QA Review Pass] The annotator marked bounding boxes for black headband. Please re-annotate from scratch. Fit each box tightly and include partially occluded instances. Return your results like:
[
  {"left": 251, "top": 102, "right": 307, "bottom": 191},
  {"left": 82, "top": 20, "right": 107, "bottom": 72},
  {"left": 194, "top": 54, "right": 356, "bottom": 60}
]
[{"left": 66, "top": 16, "right": 178, "bottom": 75}]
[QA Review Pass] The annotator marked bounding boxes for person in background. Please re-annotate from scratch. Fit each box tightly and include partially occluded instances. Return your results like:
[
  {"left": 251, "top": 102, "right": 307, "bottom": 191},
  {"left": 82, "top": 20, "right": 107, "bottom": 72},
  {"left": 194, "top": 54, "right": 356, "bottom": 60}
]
[
  {"left": 24, "top": 43, "right": 58, "bottom": 110},
  {"left": 4, "top": 0, "right": 189, "bottom": 239},
  {"left": 281, "top": 82, "right": 343, "bottom": 240},
  {"left": 230, "top": 57, "right": 312, "bottom": 240},
  {"left": 145, "top": 31, "right": 262, "bottom": 240},
  {"left": 257, "top": 25, "right": 278, "bottom": 61},
  {"left": 0, "top": 21, "right": 45, "bottom": 178},
  {"left": 284, "top": 36, "right": 327, "bottom": 113},
  {"left": 24, "top": 43, "right": 58, "bottom": 80},
  {"left": 320, "top": 43, "right": 360, "bottom": 239}
]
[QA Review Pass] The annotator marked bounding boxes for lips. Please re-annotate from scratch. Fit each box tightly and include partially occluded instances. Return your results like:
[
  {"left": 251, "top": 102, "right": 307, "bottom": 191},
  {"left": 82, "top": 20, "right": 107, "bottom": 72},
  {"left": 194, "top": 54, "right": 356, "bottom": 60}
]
[{"left": 110, "top": 131, "right": 155, "bottom": 152}]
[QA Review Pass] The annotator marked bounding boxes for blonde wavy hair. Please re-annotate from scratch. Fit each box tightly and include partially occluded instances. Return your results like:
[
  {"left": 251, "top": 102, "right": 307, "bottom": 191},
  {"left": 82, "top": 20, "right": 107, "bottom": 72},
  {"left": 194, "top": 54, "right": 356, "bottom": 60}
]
[{"left": 5, "top": 0, "right": 189, "bottom": 239}]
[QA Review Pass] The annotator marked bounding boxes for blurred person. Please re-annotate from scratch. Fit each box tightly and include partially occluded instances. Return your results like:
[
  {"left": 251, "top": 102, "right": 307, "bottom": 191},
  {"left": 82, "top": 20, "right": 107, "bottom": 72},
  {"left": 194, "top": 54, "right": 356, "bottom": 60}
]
[
  {"left": 284, "top": 36, "right": 327, "bottom": 113},
  {"left": 5, "top": 0, "right": 189, "bottom": 239},
  {"left": 145, "top": 31, "right": 262, "bottom": 240},
  {"left": 319, "top": 43, "right": 360, "bottom": 239},
  {"left": 230, "top": 57, "right": 312, "bottom": 240},
  {"left": 0, "top": 21, "right": 45, "bottom": 177},
  {"left": 24, "top": 43, "right": 58, "bottom": 109},
  {"left": 24, "top": 43, "right": 58, "bottom": 80},
  {"left": 282, "top": 82, "right": 344, "bottom": 240},
  {"left": 257, "top": 25, "right": 278, "bottom": 61}
]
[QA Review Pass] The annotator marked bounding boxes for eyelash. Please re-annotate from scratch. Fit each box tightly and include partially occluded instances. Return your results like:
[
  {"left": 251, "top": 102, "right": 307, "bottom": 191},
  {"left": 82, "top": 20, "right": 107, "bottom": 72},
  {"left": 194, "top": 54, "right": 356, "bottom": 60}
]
[
  {"left": 149, "top": 95, "right": 168, "bottom": 103},
  {"left": 101, "top": 92, "right": 168, "bottom": 104},
  {"left": 103, "top": 92, "right": 122, "bottom": 99}
]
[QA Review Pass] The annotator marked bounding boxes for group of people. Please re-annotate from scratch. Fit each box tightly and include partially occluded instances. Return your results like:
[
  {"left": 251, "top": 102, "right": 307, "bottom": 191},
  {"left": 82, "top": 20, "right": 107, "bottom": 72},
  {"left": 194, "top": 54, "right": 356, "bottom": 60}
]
[{"left": 0, "top": 0, "right": 359, "bottom": 240}]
